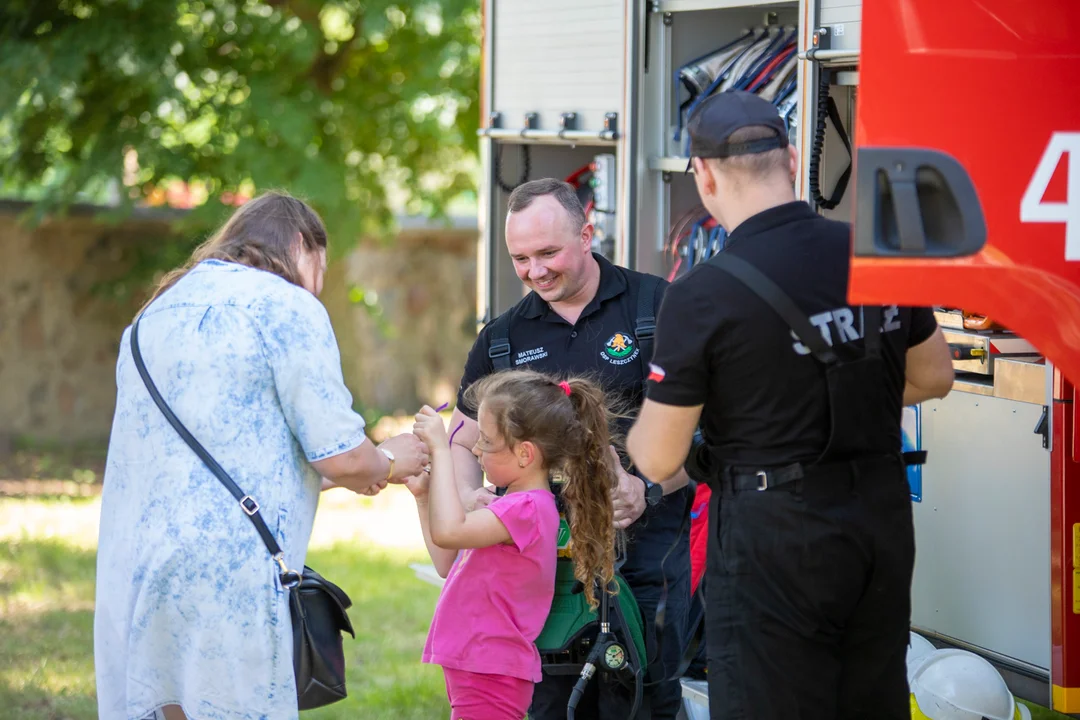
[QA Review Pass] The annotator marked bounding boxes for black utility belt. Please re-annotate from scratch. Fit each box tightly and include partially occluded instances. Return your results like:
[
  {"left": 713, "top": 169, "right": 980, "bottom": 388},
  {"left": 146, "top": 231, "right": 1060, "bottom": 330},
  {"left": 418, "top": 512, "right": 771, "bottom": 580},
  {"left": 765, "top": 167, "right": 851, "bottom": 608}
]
[{"left": 720, "top": 451, "right": 919, "bottom": 493}]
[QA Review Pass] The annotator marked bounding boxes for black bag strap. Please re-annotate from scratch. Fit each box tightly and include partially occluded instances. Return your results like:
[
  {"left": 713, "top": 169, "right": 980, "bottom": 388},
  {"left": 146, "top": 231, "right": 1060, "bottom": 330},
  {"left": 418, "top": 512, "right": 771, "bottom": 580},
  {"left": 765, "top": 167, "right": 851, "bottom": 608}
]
[
  {"left": 129, "top": 314, "right": 299, "bottom": 586},
  {"left": 486, "top": 311, "right": 513, "bottom": 371},
  {"left": 634, "top": 274, "right": 661, "bottom": 393}
]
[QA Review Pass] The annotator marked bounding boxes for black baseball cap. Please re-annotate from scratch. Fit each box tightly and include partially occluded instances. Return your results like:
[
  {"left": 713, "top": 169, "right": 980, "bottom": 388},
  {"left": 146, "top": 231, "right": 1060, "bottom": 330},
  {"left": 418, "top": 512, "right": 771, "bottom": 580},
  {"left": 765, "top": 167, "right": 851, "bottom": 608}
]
[{"left": 685, "top": 90, "right": 788, "bottom": 171}]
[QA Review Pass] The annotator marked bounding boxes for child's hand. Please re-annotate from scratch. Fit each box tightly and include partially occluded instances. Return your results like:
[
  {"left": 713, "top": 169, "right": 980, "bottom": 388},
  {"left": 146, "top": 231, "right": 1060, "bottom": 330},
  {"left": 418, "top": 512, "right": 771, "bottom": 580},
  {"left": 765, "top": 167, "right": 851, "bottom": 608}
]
[
  {"left": 402, "top": 470, "right": 430, "bottom": 502},
  {"left": 413, "top": 405, "right": 450, "bottom": 450}
]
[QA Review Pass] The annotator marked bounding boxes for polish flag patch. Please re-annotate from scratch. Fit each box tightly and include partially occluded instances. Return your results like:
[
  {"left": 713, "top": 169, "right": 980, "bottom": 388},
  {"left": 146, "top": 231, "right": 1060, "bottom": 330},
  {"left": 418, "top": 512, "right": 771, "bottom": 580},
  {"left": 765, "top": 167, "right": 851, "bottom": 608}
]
[{"left": 647, "top": 363, "right": 666, "bottom": 383}]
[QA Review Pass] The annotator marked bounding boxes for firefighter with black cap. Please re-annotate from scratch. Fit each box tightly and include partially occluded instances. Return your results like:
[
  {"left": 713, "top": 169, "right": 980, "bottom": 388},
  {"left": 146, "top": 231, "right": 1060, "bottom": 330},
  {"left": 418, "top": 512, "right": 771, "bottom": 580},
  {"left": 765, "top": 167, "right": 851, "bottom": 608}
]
[{"left": 625, "top": 89, "right": 956, "bottom": 719}]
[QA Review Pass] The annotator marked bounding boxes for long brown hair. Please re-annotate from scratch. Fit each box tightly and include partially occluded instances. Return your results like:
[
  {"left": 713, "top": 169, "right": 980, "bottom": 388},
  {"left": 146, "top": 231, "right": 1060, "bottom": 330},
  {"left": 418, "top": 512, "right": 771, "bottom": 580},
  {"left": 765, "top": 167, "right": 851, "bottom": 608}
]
[
  {"left": 466, "top": 369, "right": 620, "bottom": 610},
  {"left": 141, "top": 190, "right": 328, "bottom": 311}
]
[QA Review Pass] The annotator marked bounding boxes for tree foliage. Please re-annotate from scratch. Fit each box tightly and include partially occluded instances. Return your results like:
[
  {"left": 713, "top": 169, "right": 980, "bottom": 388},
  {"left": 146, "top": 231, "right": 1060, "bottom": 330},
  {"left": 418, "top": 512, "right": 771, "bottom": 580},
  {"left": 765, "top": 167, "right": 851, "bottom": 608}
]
[{"left": 0, "top": 0, "right": 481, "bottom": 292}]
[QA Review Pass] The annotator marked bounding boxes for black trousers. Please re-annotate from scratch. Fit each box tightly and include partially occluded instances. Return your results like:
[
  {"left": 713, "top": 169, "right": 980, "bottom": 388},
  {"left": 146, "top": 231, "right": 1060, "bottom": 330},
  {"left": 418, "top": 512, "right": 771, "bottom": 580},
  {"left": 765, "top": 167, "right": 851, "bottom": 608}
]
[
  {"left": 705, "top": 455, "right": 915, "bottom": 720},
  {"left": 529, "top": 570, "right": 690, "bottom": 720}
]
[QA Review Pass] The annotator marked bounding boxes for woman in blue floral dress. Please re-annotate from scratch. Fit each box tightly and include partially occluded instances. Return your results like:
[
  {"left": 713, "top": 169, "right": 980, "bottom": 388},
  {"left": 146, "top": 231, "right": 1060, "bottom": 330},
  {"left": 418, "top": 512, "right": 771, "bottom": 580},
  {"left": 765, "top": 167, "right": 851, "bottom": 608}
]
[{"left": 94, "top": 192, "right": 430, "bottom": 720}]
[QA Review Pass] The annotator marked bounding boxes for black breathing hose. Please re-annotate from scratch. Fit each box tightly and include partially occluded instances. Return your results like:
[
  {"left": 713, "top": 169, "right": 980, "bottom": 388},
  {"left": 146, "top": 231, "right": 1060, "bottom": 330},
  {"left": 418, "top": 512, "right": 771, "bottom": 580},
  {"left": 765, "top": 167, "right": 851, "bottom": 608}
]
[
  {"left": 807, "top": 66, "right": 843, "bottom": 211},
  {"left": 567, "top": 584, "right": 607, "bottom": 720},
  {"left": 566, "top": 645, "right": 600, "bottom": 720},
  {"left": 494, "top": 143, "right": 530, "bottom": 194},
  {"left": 566, "top": 582, "right": 644, "bottom": 720}
]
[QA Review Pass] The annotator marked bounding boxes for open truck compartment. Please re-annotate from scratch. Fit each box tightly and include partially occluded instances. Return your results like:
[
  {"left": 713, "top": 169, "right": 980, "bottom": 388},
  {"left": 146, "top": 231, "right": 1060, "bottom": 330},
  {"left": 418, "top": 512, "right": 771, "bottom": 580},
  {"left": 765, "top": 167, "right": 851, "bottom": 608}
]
[{"left": 475, "top": 0, "right": 1080, "bottom": 712}]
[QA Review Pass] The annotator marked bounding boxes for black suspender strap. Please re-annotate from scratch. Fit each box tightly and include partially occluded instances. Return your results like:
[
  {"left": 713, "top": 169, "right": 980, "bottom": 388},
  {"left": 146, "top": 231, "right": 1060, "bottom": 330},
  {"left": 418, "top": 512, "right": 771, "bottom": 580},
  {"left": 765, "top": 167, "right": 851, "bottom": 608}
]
[
  {"left": 130, "top": 314, "right": 296, "bottom": 585},
  {"left": 705, "top": 253, "right": 840, "bottom": 365},
  {"left": 486, "top": 311, "right": 513, "bottom": 371},
  {"left": 635, "top": 274, "right": 661, "bottom": 392},
  {"left": 863, "top": 305, "right": 883, "bottom": 358},
  {"left": 705, "top": 251, "right": 885, "bottom": 366},
  {"left": 486, "top": 272, "right": 662, "bottom": 383}
]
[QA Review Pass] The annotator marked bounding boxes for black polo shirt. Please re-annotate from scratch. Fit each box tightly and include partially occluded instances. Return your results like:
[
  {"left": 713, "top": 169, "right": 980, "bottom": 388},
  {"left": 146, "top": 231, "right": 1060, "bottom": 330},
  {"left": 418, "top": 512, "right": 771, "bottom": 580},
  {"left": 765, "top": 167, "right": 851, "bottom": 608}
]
[
  {"left": 646, "top": 201, "right": 938, "bottom": 467},
  {"left": 457, "top": 253, "right": 690, "bottom": 588}
]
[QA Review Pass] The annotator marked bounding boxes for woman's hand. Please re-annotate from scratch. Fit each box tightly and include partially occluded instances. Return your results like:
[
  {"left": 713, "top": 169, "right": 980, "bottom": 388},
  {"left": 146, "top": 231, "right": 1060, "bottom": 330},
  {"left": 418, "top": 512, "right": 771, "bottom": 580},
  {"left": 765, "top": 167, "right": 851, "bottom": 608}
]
[
  {"left": 378, "top": 433, "right": 430, "bottom": 482},
  {"left": 412, "top": 406, "right": 450, "bottom": 451}
]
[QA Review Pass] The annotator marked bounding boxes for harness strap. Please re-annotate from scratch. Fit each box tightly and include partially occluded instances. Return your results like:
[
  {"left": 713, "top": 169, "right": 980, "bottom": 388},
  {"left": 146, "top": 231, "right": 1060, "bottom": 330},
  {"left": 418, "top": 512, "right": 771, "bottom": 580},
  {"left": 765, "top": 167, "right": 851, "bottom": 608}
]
[
  {"left": 635, "top": 274, "right": 661, "bottom": 394},
  {"left": 485, "top": 272, "right": 663, "bottom": 385},
  {"left": 704, "top": 252, "right": 884, "bottom": 364},
  {"left": 704, "top": 253, "right": 838, "bottom": 364},
  {"left": 486, "top": 311, "right": 513, "bottom": 371}
]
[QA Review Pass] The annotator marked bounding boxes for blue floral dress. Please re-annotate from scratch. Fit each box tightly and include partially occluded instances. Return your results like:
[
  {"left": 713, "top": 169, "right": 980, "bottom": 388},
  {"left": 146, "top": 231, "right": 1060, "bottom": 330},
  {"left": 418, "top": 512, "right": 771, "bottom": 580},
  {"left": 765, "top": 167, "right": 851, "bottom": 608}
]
[{"left": 94, "top": 259, "right": 368, "bottom": 720}]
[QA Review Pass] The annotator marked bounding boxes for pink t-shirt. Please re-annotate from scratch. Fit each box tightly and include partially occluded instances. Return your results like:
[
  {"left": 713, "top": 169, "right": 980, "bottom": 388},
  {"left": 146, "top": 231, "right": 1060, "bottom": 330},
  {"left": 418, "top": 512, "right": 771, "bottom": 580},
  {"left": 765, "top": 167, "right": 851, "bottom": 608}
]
[{"left": 423, "top": 488, "right": 559, "bottom": 682}]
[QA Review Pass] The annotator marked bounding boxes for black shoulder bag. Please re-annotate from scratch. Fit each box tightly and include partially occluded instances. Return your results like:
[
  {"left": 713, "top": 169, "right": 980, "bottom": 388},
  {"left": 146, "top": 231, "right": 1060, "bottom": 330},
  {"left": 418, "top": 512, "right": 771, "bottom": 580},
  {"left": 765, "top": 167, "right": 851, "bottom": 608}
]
[{"left": 130, "top": 314, "right": 356, "bottom": 711}]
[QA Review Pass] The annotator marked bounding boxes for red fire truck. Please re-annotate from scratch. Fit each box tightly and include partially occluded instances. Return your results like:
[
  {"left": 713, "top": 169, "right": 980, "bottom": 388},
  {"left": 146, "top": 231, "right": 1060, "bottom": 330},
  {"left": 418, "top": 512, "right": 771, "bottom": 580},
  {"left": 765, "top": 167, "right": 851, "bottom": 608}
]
[{"left": 850, "top": 0, "right": 1080, "bottom": 712}]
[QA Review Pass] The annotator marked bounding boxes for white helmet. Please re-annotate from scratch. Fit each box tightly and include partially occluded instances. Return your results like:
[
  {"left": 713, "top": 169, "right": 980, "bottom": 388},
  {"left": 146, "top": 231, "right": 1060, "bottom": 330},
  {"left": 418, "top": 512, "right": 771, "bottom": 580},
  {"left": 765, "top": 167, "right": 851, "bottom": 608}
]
[
  {"left": 907, "top": 632, "right": 937, "bottom": 682},
  {"left": 909, "top": 649, "right": 1017, "bottom": 720}
]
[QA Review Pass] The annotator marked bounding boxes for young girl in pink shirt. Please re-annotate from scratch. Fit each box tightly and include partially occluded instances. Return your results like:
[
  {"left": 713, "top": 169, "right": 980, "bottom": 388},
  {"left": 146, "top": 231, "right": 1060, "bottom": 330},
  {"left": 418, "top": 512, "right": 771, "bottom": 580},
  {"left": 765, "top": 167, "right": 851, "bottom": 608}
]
[{"left": 408, "top": 369, "right": 620, "bottom": 720}]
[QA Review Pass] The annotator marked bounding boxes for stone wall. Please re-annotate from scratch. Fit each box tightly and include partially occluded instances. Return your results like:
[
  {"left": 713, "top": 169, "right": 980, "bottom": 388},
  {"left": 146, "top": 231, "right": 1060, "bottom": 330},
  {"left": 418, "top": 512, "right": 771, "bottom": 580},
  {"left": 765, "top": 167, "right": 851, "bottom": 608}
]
[
  {"left": 0, "top": 202, "right": 478, "bottom": 447},
  {"left": 326, "top": 217, "right": 480, "bottom": 418},
  {"left": 0, "top": 204, "right": 154, "bottom": 446}
]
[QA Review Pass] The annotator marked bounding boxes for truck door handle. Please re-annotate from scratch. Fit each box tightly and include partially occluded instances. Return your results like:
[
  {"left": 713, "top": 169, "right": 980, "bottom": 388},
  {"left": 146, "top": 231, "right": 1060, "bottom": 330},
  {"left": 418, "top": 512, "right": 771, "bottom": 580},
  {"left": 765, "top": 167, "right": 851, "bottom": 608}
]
[
  {"left": 853, "top": 148, "right": 987, "bottom": 258},
  {"left": 1035, "top": 405, "right": 1049, "bottom": 449},
  {"left": 948, "top": 344, "right": 986, "bottom": 361}
]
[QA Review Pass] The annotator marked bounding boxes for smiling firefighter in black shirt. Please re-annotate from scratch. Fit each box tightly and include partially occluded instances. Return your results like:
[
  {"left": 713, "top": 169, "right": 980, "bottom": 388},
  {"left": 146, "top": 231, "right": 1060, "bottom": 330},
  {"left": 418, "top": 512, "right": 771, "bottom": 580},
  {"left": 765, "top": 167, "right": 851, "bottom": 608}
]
[
  {"left": 626, "top": 90, "right": 956, "bottom": 719},
  {"left": 446, "top": 178, "right": 692, "bottom": 719}
]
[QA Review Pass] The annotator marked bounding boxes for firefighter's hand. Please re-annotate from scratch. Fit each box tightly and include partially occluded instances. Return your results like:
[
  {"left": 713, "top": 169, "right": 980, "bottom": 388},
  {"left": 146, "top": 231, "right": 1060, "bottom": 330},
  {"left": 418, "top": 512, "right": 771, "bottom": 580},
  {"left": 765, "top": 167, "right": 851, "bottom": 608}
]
[{"left": 610, "top": 446, "right": 646, "bottom": 529}]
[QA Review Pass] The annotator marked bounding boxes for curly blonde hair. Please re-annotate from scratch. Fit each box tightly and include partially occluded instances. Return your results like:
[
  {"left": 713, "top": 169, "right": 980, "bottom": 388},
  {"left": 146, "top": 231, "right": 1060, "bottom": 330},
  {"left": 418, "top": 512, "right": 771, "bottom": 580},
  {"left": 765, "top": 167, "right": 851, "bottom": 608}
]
[{"left": 466, "top": 369, "right": 621, "bottom": 610}]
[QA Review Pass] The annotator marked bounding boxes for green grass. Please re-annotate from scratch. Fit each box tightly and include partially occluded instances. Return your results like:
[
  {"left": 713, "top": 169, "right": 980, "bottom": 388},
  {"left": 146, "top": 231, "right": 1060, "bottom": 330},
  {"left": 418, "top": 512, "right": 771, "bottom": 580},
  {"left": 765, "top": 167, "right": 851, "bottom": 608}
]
[
  {"left": 1024, "top": 700, "right": 1069, "bottom": 720},
  {"left": 0, "top": 440, "right": 107, "bottom": 483},
  {"left": 0, "top": 494, "right": 1072, "bottom": 720},
  {"left": 303, "top": 546, "right": 448, "bottom": 720},
  {"left": 0, "top": 539, "right": 99, "bottom": 719},
  {"left": 0, "top": 537, "right": 449, "bottom": 720}
]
